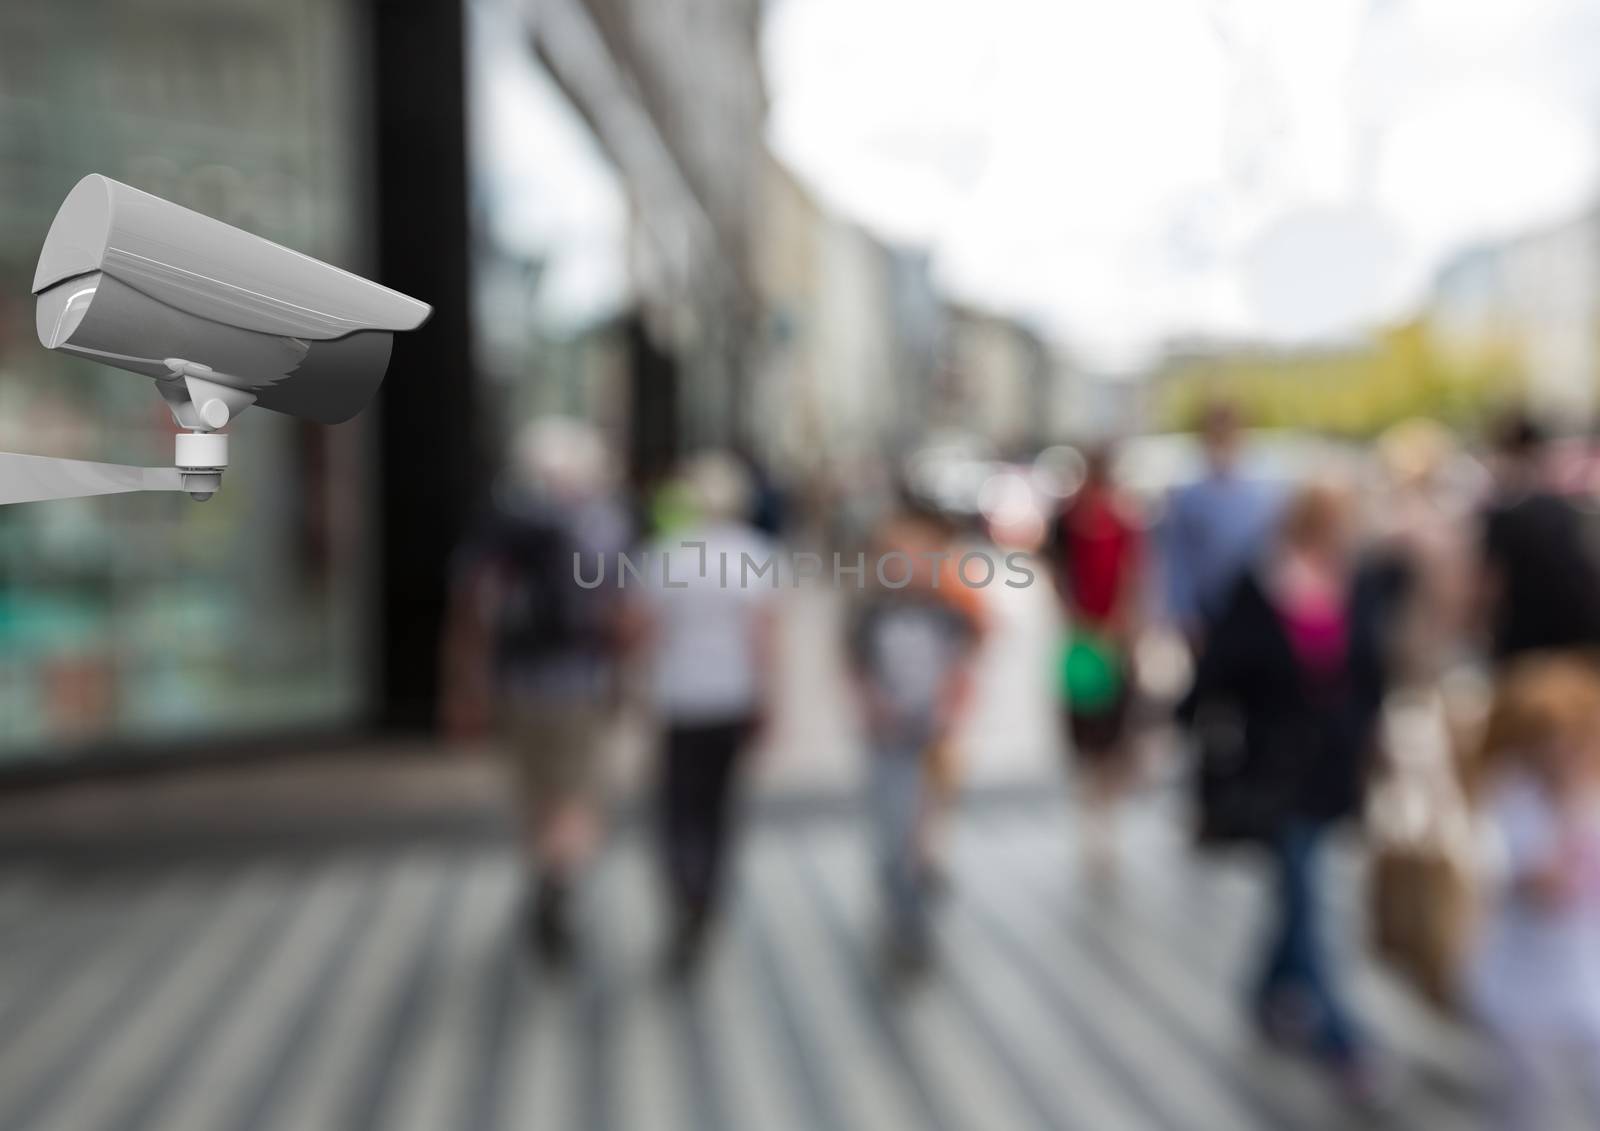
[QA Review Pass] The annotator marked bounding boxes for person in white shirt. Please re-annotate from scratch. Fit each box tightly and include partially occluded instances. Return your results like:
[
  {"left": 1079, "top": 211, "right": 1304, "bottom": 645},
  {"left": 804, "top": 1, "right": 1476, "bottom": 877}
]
[
  {"left": 1468, "top": 656, "right": 1600, "bottom": 1130},
  {"left": 632, "top": 452, "right": 780, "bottom": 973}
]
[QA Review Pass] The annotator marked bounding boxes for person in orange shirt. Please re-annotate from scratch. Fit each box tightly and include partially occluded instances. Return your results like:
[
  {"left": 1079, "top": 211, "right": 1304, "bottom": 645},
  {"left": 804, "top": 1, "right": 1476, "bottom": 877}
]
[
  {"left": 848, "top": 508, "right": 984, "bottom": 971},
  {"left": 920, "top": 534, "right": 989, "bottom": 890}
]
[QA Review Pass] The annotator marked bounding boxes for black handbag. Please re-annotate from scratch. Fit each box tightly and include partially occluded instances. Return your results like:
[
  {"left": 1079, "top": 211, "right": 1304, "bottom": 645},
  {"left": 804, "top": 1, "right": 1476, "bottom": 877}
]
[{"left": 1190, "top": 699, "right": 1295, "bottom": 847}]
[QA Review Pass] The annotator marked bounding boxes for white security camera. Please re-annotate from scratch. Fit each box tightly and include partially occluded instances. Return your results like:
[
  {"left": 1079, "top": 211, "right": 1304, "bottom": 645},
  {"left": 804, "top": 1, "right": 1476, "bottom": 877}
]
[{"left": 3, "top": 174, "right": 431, "bottom": 504}]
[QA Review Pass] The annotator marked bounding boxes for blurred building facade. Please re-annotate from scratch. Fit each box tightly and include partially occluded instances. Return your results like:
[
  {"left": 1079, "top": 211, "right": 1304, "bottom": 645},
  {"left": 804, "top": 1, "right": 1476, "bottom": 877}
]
[
  {"left": 752, "top": 158, "right": 912, "bottom": 474},
  {"left": 938, "top": 305, "right": 1052, "bottom": 453},
  {"left": 466, "top": 1, "right": 634, "bottom": 460},
  {"left": 1151, "top": 203, "right": 1600, "bottom": 439},
  {"left": 1053, "top": 366, "right": 1142, "bottom": 441},
  {"left": 525, "top": 0, "right": 765, "bottom": 478},
  {"left": 0, "top": 0, "right": 1077, "bottom": 770},
  {"left": 1429, "top": 211, "right": 1600, "bottom": 426}
]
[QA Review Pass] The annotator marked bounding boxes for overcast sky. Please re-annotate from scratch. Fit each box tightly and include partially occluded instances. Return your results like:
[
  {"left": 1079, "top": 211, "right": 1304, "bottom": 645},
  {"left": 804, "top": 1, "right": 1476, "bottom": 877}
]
[{"left": 764, "top": 0, "right": 1600, "bottom": 369}]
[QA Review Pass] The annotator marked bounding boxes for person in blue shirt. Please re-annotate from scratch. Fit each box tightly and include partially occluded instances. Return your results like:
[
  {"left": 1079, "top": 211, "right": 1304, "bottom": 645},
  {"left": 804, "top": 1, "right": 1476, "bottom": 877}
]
[{"left": 1160, "top": 402, "right": 1283, "bottom": 651}]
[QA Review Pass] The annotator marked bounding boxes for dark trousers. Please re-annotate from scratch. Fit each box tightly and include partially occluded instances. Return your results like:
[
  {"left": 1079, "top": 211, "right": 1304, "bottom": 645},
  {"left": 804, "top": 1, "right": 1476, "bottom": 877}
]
[
  {"left": 1252, "top": 822, "right": 1361, "bottom": 1060},
  {"left": 659, "top": 718, "right": 752, "bottom": 924}
]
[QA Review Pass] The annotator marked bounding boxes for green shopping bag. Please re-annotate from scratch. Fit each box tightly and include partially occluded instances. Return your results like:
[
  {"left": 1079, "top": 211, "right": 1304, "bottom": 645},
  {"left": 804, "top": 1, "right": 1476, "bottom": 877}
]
[{"left": 1060, "top": 632, "right": 1123, "bottom": 714}]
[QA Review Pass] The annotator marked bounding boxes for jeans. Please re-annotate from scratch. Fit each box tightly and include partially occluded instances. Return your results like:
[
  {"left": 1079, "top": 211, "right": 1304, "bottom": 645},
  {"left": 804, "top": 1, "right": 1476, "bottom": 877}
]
[
  {"left": 1252, "top": 822, "right": 1361, "bottom": 1061},
  {"left": 867, "top": 743, "right": 929, "bottom": 950}
]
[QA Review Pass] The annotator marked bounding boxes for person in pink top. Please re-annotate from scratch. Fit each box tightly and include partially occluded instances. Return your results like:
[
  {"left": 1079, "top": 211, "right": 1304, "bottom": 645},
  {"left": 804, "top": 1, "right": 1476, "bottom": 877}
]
[{"left": 1183, "top": 482, "right": 1401, "bottom": 1104}]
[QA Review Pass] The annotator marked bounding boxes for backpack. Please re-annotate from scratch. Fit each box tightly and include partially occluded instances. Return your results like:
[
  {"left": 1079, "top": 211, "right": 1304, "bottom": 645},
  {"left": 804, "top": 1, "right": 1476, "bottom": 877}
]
[{"left": 488, "top": 505, "right": 599, "bottom": 662}]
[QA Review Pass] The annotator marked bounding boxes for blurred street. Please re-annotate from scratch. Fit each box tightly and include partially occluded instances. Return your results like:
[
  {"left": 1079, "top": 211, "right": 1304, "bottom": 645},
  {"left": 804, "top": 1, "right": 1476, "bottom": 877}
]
[
  {"left": 0, "top": 771, "right": 1495, "bottom": 1131},
  {"left": 0, "top": 580, "right": 1523, "bottom": 1131},
  {"left": 13, "top": 2, "right": 1600, "bottom": 1128}
]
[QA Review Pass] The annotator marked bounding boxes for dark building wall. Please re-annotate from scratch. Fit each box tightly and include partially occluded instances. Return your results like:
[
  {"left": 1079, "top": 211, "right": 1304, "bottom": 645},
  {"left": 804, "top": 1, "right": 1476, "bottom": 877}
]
[{"left": 369, "top": 0, "right": 478, "bottom": 731}]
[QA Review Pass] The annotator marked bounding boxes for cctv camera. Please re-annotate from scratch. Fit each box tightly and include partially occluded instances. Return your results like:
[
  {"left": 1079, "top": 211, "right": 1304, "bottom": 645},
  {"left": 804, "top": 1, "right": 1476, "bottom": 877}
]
[{"left": 4, "top": 174, "right": 431, "bottom": 505}]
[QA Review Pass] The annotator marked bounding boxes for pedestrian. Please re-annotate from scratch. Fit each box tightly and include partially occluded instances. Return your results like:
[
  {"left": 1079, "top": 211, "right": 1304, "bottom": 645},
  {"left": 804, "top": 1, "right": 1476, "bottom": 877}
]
[
  {"left": 1467, "top": 655, "right": 1600, "bottom": 1130},
  {"left": 1047, "top": 442, "right": 1144, "bottom": 887},
  {"left": 1479, "top": 411, "right": 1600, "bottom": 665},
  {"left": 1371, "top": 417, "right": 1475, "bottom": 687},
  {"left": 1159, "top": 401, "right": 1281, "bottom": 653},
  {"left": 732, "top": 444, "right": 789, "bottom": 538},
  {"left": 631, "top": 452, "right": 780, "bottom": 975},
  {"left": 440, "top": 417, "right": 630, "bottom": 961},
  {"left": 847, "top": 509, "right": 982, "bottom": 974},
  {"left": 1183, "top": 481, "right": 1393, "bottom": 1101}
]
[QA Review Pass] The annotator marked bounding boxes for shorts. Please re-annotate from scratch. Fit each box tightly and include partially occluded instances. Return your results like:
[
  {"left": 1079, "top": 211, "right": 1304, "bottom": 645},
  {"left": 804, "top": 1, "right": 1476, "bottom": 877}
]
[
  {"left": 500, "top": 698, "right": 607, "bottom": 813},
  {"left": 1066, "top": 681, "right": 1132, "bottom": 761},
  {"left": 926, "top": 734, "right": 964, "bottom": 799}
]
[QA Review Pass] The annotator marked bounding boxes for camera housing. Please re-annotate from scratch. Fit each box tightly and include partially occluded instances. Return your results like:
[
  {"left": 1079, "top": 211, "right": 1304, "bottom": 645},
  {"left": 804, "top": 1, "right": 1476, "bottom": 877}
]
[
  {"left": 33, "top": 174, "right": 431, "bottom": 426},
  {"left": 2, "top": 175, "right": 431, "bottom": 504}
]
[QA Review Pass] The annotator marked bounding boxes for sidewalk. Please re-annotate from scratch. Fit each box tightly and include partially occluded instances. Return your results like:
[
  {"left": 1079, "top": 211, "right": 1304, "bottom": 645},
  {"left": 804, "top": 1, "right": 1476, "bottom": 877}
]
[{"left": 0, "top": 790, "right": 1491, "bottom": 1131}]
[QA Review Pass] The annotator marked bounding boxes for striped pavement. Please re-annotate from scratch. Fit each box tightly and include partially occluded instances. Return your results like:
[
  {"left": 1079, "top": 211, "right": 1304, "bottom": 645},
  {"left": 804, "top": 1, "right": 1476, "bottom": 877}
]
[{"left": 0, "top": 793, "right": 1558, "bottom": 1131}]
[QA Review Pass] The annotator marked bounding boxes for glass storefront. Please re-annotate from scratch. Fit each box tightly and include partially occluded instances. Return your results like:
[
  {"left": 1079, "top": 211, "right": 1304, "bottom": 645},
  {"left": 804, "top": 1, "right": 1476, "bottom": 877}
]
[
  {"left": 466, "top": 0, "right": 631, "bottom": 456},
  {"left": 0, "top": 0, "right": 372, "bottom": 758}
]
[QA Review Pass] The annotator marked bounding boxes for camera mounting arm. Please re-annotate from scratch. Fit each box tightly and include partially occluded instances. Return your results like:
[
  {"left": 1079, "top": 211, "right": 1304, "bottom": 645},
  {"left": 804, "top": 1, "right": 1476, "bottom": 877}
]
[
  {"left": 0, "top": 359, "right": 248, "bottom": 506},
  {"left": 0, "top": 452, "right": 187, "bottom": 504}
]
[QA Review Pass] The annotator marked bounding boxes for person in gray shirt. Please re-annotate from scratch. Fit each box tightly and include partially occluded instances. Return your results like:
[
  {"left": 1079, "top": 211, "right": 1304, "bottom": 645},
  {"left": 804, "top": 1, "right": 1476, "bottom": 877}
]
[{"left": 847, "top": 511, "right": 980, "bottom": 973}]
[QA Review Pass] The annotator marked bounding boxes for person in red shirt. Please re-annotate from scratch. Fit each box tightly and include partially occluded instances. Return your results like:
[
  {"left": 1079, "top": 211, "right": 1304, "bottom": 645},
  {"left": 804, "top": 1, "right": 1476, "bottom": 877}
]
[{"left": 1048, "top": 444, "right": 1144, "bottom": 885}]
